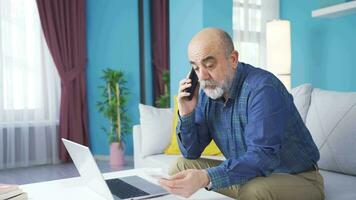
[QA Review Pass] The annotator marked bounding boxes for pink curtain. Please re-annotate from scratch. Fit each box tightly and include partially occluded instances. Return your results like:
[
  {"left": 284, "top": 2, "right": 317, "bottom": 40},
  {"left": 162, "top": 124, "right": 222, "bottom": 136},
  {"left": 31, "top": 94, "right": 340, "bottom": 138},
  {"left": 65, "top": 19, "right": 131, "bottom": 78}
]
[
  {"left": 36, "top": 0, "right": 89, "bottom": 161},
  {"left": 150, "top": 0, "right": 170, "bottom": 104}
]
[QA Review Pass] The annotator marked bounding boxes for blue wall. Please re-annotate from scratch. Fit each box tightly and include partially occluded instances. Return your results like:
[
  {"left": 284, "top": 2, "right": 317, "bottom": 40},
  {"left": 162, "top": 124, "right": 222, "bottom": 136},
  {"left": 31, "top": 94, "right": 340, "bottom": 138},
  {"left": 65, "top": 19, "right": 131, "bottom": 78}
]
[
  {"left": 203, "top": 0, "right": 233, "bottom": 36},
  {"left": 87, "top": 0, "right": 140, "bottom": 155},
  {"left": 281, "top": 0, "right": 356, "bottom": 91},
  {"left": 169, "top": 0, "right": 203, "bottom": 104},
  {"left": 86, "top": 0, "right": 233, "bottom": 155},
  {"left": 169, "top": 0, "right": 233, "bottom": 102},
  {"left": 143, "top": 0, "right": 154, "bottom": 106}
]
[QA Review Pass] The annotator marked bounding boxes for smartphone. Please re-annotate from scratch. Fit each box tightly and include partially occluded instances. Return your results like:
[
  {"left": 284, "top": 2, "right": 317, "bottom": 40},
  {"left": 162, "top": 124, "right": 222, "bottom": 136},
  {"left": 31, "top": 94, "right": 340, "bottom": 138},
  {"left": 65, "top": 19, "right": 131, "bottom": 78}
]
[{"left": 183, "top": 68, "right": 199, "bottom": 101}]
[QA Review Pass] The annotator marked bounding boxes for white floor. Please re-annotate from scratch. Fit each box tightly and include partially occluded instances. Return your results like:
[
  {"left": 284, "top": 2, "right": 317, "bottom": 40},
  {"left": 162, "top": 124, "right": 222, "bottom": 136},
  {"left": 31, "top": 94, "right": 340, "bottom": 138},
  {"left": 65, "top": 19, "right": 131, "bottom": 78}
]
[{"left": 0, "top": 156, "right": 134, "bottom": 185}]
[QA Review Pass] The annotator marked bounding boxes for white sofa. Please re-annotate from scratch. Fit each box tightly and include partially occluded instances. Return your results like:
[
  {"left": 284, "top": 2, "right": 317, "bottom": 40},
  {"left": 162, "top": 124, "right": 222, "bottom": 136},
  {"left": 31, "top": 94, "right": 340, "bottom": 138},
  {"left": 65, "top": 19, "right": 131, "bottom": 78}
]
[{"left": 133, "top": 84, "right": 356, "bottom": 200}]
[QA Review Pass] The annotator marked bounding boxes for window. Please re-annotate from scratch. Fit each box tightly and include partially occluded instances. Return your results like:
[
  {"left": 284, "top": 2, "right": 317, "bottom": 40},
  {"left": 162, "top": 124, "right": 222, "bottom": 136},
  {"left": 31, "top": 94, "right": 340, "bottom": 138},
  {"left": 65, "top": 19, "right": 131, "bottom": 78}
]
[
  {"left": 232, "top": 0, "right": 279, "bottom": 68},
  {"left": 0, "top": 0, "right": 60, "bottom": 122},
  {"left": 0, "top": 0, "right": 60, "bottom": 169}
]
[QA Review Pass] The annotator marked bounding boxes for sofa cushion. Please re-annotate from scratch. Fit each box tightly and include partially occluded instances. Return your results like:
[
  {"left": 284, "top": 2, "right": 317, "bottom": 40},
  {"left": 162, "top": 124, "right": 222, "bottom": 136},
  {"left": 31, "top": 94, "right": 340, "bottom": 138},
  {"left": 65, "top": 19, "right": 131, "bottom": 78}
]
[
  {"left": 290, "top": 83, "right": 313, "bottom": 123},
  {"left": 306, "top": 89, "right": 356, "bottom": 175},
  {"left": 164, "top": 96, "right": 223, "bottom": 156},
  {"left": 138, "top": 104, "right": 172, "bottom": 157},
  {"left": 320, "top": 170, "right": 356, "bottom": 200}
]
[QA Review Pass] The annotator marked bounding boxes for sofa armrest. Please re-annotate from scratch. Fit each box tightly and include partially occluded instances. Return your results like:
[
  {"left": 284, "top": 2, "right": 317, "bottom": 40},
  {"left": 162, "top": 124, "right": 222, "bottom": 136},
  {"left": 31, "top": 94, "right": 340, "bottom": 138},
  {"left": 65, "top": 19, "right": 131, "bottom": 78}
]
[{"left": 133, "top": 124, "right": 142, "bottom": 167}]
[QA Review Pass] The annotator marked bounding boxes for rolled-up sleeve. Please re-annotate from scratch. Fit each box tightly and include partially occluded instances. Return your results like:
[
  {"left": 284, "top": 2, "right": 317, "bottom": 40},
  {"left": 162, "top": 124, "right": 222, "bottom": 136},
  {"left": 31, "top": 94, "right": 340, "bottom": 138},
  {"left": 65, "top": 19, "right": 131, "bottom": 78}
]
[{"left": 176, "top": 102, "right": 212, "bottom": 159}]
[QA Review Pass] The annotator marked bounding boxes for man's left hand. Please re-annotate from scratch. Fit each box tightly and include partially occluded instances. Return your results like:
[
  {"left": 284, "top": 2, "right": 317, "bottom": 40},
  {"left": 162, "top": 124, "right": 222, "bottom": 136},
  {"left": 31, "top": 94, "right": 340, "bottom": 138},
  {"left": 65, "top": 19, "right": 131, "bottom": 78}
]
[{"left": 159, "top": 169, "right": 210, "bottom": 198}]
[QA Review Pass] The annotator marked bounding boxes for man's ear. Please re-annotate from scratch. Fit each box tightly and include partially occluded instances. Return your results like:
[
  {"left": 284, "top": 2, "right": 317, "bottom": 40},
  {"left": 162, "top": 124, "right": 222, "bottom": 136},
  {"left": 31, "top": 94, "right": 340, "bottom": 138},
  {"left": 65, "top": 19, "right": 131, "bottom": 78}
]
[{"left": 230, "top": 50, "right": 239, "bottom": 69}]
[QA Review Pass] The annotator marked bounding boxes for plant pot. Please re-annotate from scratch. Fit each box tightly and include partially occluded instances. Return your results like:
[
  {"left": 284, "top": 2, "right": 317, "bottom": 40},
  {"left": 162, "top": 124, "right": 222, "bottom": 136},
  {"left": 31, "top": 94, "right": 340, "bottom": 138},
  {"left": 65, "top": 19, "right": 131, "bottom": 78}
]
[{"left": 110, "top": 142, "right": 125, "bottom": 169}]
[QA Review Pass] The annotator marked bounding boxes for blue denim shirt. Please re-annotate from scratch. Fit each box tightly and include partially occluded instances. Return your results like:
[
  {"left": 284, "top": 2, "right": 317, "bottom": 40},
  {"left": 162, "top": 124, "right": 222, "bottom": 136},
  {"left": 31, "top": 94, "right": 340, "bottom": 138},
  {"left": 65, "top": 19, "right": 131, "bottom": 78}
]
[{"left": 177, "top": 62, "right": 319, "bottom": 189}]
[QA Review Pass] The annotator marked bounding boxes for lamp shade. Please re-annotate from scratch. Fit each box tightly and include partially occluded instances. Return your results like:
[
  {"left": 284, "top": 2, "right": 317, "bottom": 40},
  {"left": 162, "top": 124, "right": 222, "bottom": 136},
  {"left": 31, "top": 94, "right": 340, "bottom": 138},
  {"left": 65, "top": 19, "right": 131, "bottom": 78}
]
[{"left": 266, "top": 20, "right": 291, "bottom": 89}]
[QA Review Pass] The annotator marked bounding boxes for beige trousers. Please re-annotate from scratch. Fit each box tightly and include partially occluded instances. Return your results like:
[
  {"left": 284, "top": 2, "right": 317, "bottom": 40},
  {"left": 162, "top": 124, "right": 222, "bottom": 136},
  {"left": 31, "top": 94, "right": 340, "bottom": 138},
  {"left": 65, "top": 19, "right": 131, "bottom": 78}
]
[{"left": 169, "top": 157, "right": 325, "bottom": 200}]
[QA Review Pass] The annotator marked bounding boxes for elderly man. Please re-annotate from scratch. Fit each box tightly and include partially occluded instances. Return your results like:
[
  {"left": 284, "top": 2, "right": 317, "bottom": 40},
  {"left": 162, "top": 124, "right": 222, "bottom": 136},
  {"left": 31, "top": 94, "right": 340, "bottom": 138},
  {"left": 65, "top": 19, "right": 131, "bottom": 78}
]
[{"left": 159, "top": 28, "right": 324, "bottom": 200}]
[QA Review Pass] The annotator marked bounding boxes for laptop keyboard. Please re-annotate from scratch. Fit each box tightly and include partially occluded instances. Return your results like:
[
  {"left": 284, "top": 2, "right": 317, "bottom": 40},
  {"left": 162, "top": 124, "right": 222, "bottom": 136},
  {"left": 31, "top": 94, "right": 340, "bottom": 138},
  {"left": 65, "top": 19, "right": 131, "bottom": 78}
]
[{"left": 106, "top": 178, "right": 150, "bottom": 199}]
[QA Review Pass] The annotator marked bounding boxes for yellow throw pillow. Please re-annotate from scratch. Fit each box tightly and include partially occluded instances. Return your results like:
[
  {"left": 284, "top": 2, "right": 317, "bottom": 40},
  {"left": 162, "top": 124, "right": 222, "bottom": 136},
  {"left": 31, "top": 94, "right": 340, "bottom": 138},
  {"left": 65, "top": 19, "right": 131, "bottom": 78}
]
[{"left": 164, "top": 96, "right": 223, "bottom": 156}]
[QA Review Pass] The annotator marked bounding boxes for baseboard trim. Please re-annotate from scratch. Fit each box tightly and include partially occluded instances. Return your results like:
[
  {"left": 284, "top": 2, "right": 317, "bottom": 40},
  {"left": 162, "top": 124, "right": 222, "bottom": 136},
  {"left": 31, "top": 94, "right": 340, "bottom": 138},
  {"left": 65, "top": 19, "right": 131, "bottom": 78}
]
[
  {"left": 94, "top": 155, "right": 110, "bottom": 161},
  {"left": 93, "top": 155, "right": 133, "bottom": 162}
]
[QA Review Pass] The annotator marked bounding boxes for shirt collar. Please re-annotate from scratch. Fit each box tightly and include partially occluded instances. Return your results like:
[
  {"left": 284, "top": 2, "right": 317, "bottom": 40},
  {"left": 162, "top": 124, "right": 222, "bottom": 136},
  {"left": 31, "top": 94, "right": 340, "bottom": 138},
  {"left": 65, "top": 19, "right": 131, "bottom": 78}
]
[{"left": 227, "top": 62, "right": 247, "bottom": 100}]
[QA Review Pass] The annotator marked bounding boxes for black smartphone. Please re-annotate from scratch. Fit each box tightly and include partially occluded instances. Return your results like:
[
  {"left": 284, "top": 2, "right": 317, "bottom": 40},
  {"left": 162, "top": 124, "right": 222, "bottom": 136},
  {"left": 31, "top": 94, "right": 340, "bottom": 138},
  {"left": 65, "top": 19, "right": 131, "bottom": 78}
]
[{"left": 183, "top": 68, "right": 199, "bottom": 101}]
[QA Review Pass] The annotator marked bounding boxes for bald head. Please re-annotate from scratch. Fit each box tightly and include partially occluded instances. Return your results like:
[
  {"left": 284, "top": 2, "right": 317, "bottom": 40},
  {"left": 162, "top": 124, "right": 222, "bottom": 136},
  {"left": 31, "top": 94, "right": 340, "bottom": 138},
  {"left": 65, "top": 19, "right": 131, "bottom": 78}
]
[
  {"left": 188, "top": 28, "right": 235, "bottom": 58},
  {"left": 187, "top": 28, "right": 239, "bottom": 100}
]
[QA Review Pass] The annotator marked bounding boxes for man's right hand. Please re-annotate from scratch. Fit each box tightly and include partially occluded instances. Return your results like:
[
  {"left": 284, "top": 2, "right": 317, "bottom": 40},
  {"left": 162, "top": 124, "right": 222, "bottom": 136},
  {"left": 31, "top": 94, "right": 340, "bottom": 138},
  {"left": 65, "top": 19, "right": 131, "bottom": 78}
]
[{"left": 177, "top": 78, "right": 199, "bottom": 116}]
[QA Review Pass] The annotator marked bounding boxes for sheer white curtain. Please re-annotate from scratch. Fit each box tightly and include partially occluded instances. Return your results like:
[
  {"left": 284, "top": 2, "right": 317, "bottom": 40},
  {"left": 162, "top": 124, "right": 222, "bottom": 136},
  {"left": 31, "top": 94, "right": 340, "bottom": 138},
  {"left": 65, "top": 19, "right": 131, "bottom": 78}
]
[
  {"left": 0, "top": 0, "right": 61, "bottom": 169},
  {"left": 233, "top": 0, "right": 279, "bottom": 68}
]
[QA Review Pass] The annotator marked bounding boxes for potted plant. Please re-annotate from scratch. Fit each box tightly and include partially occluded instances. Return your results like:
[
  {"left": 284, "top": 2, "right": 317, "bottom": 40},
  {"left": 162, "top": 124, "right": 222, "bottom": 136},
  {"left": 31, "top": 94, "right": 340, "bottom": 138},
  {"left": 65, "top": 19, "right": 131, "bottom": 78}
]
[
  {"left": 96, "top": 68, "right": 131, "bottom": 168},
  {"left": 155, "top": 70, "right": 170, "bottom": 108}
]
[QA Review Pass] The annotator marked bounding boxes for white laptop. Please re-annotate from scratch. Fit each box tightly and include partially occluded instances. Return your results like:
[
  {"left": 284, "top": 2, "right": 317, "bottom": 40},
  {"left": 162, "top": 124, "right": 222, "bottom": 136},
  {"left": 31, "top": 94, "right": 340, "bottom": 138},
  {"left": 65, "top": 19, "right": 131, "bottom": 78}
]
[{"left": 62, "top": 138, "right": 168, "bottom": 200}]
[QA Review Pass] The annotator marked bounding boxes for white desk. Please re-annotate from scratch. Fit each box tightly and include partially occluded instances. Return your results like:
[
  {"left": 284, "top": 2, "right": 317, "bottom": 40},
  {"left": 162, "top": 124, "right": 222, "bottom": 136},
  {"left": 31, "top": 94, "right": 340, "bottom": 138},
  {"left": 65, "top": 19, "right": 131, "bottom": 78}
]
[{"left": 21, "top": 168, "right": 233, "bottom": 200}]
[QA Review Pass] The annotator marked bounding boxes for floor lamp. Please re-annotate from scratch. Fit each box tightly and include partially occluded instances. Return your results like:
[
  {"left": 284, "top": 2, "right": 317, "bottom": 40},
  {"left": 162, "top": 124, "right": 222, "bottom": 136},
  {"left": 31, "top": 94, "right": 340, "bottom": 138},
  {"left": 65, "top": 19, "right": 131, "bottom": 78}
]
[{"left": 266, "top": 20, "right": 292, "bottom": 90}]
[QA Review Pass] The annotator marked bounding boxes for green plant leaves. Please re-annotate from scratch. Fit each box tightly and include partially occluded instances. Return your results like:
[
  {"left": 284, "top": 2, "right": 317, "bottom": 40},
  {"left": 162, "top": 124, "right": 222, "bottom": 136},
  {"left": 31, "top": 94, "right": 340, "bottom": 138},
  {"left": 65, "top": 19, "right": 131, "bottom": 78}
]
[
  {"left": 96, "top": 68, "right": 131, "bottom": 144},
  {"left": 155, "top": 70, "right": 170, "bottom": 108}
]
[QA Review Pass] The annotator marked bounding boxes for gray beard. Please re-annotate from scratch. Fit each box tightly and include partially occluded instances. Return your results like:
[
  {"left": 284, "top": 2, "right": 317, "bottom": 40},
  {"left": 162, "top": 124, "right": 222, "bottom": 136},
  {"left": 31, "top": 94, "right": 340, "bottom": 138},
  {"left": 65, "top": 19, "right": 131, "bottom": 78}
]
[
  {"left": 200, "top": 74, "right": 234, "bottom": 100},
  {"left": 201, "top": 86, "right": 224, "bottom": 99}
]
